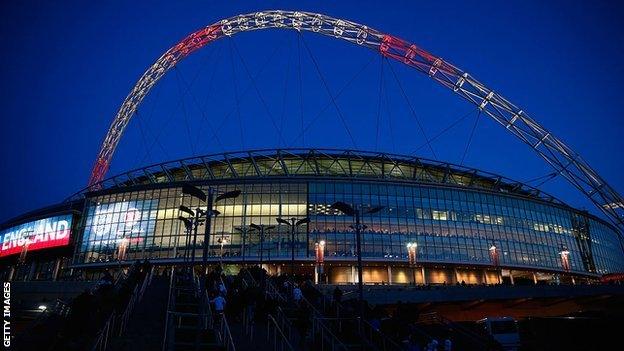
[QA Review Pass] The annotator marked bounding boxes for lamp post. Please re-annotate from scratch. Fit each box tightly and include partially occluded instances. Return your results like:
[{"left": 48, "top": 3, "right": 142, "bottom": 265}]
[
  {"left": 276, "top": 217, "right": 310, "bottom": 274},
  {"left": 178, "top": 204, "right": 203, "bottom": 268},
  {"left": 249, "top": 223, "right": 275, "bottom": 268},
  {"left": 559, "top": 248, "right": 571, "bottom": 272},
  {"left": 330, "top": 202, "right": 384, "bottom": 319},
  {"left": 178, "top": 214, "right": 193, "bottom": 263},
  {"left": 181, "top": 184, "right": 240, "bottom": 273},
  {"left": 407, "top": 242, "right": 417, "bottom": 284},
  {"left": 489, "top": 244, "right": 500, "bottom": 284},
  {"left": 234, "top": 226, "right": 256, "bottom": 266},
  {"left": 217, "top": 234, "right": 229, "bottom": 267},
  {"left": 314, "top": 240, "right": 326, "bottom": 284}
]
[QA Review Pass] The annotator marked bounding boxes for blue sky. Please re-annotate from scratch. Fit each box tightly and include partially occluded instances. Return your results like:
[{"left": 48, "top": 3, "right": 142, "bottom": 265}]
[{"left": 0, "top": 0, "right": 623, "bottom": 223}]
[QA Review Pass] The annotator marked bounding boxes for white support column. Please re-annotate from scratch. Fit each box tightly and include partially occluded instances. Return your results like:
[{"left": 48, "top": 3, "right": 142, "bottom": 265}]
[
  {"left": 453, "top": 267, "right": 459, "bottom": 284},
  {"left": 482, "top": 269, "right": 488, "bottom": 285},
  {"left": 7, "top": 266, "right": 15, "bottom": 282},
  {"left": 509, "top": 270, "right": 515, "bottom": 285},
  {"left": 351, "top": 265, "right": 356, "bottom": 284},
  {"left": 421, "top": 266, "right": 427, "bottom": 285},
  {"left": 387, "top": 266, "right": 392, "bottom": 285},
  {"left": 533, "top": 272, "right": 538, "bottom": 285}
]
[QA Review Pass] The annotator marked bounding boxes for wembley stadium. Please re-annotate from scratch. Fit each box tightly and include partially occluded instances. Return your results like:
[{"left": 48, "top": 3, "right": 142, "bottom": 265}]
[
  {"left": 4, "top": 9, "right": 624, "bottom": 351},
  {"left": 1, "top": 147, "right": 622, "bottom": 285},
  {"left": 1, "top": 11, "right": 623, "bottom": 288}
]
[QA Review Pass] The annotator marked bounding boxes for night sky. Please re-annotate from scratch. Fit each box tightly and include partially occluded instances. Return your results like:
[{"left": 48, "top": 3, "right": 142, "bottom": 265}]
[{"left": 1, "top": 1, "right": 623, "bottom": 224}]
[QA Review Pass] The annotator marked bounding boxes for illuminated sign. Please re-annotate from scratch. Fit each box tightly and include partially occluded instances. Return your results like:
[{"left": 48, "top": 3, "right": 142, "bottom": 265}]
[
  {"left": 0, "top": 214, "right": 73, "bottom": 257},
  {"left": 82, "top": 200, "right": 158, "bottom": 250}
]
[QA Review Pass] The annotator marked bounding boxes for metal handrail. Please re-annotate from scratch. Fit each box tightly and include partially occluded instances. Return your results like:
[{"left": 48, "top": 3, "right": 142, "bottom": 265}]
[
  {"left": 419, "top": 312, "right": 498, "bottom": 348},
  {"left": 91, "top": 312, "right": 114, "bottom": 351},
  {"left": 161, "top": 267, "right": 175, "bottom": 351},
  {"left": 219, "top": 314, "right": 237, "bottom": 351},
  {"left": 274, "top": 306, "right": 293, "bottom": 342},
  {"left": 320, "top": 288, "right": 402, "bottom": 351},
  {"left": 360, "top": 318, "right": 403, "bottom": 351},
  {"left": 299, "top": 294, "right": 349, "bottom": 351},
  {"left": 267, "top": 314, "right": 295, "bottom": 351}
]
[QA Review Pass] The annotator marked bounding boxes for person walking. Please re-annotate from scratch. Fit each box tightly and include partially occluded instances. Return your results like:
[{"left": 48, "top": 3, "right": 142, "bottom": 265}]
[
  {"left": 211, "top": 294, "right": 227, "bottom": 324},
  {"left": 293, "top": 284, "right": 303, "bottom": 304}
]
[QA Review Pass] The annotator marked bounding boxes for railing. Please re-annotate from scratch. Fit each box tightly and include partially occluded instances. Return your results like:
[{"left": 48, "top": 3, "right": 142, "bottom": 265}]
[
  {"left": 91, "top": 266, "right": 153, "bottom": 351},
  {"left": 419, "top": 312, "right": 501, "bottom": 350},
  {"left": 161, "top": 267, "right": 175, "bottom": 351},
  {"left": 267, "top": 314, "right": 295, "bottom": 351},
  {"left": 219, "top": 314, "right": 237, "bottom": 351},
  {"left": 313, "top": 284, "right": 405, "bottom": 351},
  {"left": 360, "top": 318, "right": 403, "bottom": 351},
  {"left": 274, "top": 306, "right": 293, "bottom": 342},
  {"left": 91, "top": 312, "right": 115, "bottom": 351},
  {"left": 300, "top": 294, "right": 349, "bottom": 351}
]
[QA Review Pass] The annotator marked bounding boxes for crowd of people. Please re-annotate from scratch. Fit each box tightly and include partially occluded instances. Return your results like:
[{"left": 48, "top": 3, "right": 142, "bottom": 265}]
[{"left": 18, "top": 260, "right": 153, "bottom": 351}]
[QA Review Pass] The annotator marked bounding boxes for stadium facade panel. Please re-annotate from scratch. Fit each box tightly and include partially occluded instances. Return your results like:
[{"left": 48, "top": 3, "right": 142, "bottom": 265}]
[{"left": 2, "top": 149, "right": 623, "bottom": 284}]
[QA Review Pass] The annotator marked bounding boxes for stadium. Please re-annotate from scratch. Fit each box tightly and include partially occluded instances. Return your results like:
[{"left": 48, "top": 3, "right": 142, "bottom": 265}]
[
  {"left": 2, "top": 148, "right": 623, "bottom": 285},
  {"left": 1, "top": 10, "right": 622, "bottom": 286},
  {"left": 3, "top": 9, "right": 624, "bottom": 351}
]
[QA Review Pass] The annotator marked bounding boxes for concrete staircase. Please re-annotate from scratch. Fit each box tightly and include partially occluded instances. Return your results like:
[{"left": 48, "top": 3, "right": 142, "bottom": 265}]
[{"left": 108, "top": 275, "right": 170, "bottom": 351}]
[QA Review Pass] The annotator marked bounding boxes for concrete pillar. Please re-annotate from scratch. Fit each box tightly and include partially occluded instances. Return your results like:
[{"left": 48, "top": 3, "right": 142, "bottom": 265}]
[
  {"left": 482, "top": 269, "right": 488, "bottom": 285},
  {"left": 509, "top": 270, "right": 515, "bottom": 285},
  {"left": 421, "top": 266, "right": 427, "bottom": 285},
  {"left": 351, "top": 265, "right": 357, "bottom": 284},
  {"left": 277, "top": 265, "right": 282, "bottom": 275},
  {"left": 453, "top": 267, "right": 459, "bottom": 284},
  {"left": 571, "top": 276, "right": 576, "bottom": 285},
  {"left": 387, "top": 266, "right": 392, "bottom": 285}
]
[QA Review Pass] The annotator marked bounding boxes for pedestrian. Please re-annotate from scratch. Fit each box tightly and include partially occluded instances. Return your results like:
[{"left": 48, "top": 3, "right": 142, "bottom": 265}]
[
  {"left": 211, "top": 294, "right": 227, "bottom": 322},
  {"left": 443, "top": 338, "right": 452, "bottom": 351},
  {"left": 293, "top": 284, "right": 303, "bottom": 303}
]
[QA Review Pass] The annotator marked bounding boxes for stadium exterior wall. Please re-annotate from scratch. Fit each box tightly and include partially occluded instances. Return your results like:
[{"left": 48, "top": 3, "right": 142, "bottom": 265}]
[{"left": 2, "top": 149, "right": 623, "bottom": 284}]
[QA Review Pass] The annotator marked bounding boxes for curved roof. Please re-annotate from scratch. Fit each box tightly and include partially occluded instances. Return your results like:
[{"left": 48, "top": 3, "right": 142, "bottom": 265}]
[{"left": 73, "top": 148, "right": 566, "bottom": 205}]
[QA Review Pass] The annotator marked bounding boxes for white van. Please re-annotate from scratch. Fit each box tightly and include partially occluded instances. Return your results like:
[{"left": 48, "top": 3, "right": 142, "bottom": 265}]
[{"left": 477, "top": 317, "right": 520, "bottom": 351}]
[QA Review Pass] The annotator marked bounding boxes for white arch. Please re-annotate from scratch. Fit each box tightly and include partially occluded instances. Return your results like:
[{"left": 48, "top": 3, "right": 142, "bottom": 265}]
[{"left": 89, "top": 10, "right": 624, "bottom": 234}]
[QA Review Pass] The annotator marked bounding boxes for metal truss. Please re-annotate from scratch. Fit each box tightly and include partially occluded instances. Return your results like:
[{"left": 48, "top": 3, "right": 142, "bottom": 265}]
[
  {"left": 89, "top": 10, "right": 624, "bottom": 234},
  {"left": 78, "top": 148, "right": 566, "bottom": 207}
]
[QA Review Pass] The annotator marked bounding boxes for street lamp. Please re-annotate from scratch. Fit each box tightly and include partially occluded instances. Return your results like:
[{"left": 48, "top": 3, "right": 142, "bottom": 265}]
[
  {"left": 181, "top": 184, "right": 240, "bottom": 272},
  {"left": 489, "top": 244, "right": 499, "bottom": 266},
  {"left": 177, "top": 205, "right": 204, "bottom": 266},
  {"left": 489, "top": 244, "right": 501, "bottom": 284},
  {"left": 249, "top": 223, "right": 275, "bottom": 268},
  {"left": 315, "top": 240, "right": 326, "bottom": 284},
  {"left": 559, "top": 248, "right": 571, "bottom": 272},
  {"left": 407, "top": 242, "right": 417, "bottom": 284},
  {"left": 234, "top": 225, "right": 256, "bottom": 266},
  {"left": 217, "top": 234, "right": 229, "bottom": 267},
  {"left": 276, "top": 217, "right": 310, "bottom": 274},
  {"left": 330, "top": 201, "right": 384, "bottom": 319}
]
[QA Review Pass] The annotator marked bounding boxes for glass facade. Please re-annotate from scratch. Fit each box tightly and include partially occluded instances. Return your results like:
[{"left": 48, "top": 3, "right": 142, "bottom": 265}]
[{"left": 73, "top": 178, "right": 624, "bottom": 276}]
